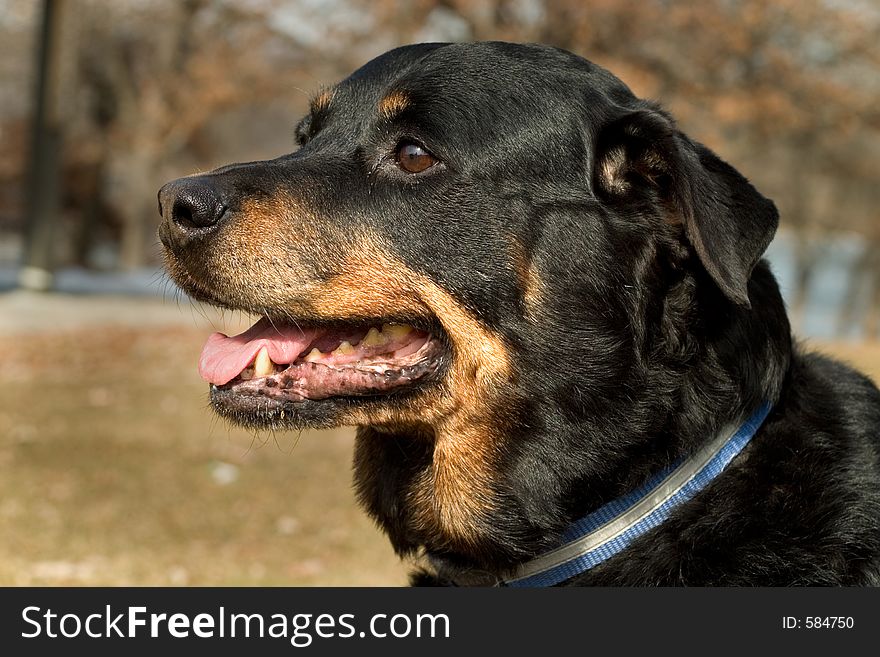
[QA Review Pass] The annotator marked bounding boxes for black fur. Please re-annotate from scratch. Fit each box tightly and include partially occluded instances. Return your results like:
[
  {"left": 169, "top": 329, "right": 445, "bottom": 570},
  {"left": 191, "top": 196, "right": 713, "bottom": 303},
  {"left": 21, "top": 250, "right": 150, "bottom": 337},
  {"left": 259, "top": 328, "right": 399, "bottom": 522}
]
[{"left": 160, "top": 42, "right": 880, "bottom": 585}]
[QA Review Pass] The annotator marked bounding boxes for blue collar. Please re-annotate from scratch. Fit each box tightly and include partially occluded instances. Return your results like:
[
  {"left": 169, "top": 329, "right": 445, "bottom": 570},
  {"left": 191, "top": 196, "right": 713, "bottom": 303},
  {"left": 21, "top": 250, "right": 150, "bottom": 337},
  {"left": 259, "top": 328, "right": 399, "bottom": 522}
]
[{"left": 501, "top": 402, "right": 773, "bottom": 587}]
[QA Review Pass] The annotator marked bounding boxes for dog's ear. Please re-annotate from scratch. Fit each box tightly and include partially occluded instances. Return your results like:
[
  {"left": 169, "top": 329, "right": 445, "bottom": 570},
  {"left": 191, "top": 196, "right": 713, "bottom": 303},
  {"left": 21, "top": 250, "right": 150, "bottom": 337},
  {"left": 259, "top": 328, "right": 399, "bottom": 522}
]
[{"left": 594, "top": 108, "right": 778, "bottom": 307}]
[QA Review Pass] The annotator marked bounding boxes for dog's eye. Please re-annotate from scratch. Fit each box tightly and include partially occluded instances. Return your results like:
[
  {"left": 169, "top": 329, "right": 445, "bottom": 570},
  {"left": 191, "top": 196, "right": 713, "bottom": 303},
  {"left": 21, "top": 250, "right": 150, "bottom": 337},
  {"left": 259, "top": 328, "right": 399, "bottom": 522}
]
[{"left": 395, "top": 142, "right": 437, "bottom": 173}]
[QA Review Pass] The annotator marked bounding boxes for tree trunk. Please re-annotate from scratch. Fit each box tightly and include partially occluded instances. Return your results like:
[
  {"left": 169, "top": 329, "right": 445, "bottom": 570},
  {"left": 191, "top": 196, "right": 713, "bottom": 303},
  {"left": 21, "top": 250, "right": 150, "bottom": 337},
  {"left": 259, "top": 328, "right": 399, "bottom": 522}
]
[{"left": 20, "top": 0, "right": 66, "bottom": 291}]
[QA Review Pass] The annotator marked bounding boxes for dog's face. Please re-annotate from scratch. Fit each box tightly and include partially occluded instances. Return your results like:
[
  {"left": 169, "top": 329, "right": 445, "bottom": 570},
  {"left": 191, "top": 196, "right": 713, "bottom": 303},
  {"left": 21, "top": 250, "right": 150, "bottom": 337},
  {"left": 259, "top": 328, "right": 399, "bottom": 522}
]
[{"left": 160, "top": 42, "right": 783, "bottom": 560}]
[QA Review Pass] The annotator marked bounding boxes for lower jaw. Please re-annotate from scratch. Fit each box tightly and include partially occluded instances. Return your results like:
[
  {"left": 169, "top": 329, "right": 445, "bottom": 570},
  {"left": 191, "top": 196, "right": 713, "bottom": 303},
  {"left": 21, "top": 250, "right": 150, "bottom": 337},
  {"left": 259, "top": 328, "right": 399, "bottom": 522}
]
[{"left": 210, "top": 388, "right": 373, "bottom": 429}]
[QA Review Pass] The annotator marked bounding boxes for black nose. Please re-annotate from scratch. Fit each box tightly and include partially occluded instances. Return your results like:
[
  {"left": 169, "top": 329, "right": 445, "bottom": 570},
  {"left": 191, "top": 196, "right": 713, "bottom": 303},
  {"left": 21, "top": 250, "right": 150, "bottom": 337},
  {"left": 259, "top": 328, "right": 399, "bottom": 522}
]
[{"left": 158, "top": 177, "right": 228, "bottom": 243}]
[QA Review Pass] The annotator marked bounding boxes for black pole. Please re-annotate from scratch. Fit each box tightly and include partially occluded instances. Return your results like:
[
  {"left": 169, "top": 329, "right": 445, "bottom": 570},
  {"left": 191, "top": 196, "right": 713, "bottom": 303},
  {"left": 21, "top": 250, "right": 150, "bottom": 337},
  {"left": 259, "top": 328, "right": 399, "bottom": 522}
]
[{"left": 20, "top": 0, "right": 64, "bottom": 291}]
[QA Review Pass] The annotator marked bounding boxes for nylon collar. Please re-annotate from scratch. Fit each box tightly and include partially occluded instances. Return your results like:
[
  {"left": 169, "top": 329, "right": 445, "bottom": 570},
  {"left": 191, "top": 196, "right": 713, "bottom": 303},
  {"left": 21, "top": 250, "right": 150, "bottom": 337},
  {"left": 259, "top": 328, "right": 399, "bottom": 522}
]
[{"left": 498, "top": 402, "right": 772, "bottom": 587}]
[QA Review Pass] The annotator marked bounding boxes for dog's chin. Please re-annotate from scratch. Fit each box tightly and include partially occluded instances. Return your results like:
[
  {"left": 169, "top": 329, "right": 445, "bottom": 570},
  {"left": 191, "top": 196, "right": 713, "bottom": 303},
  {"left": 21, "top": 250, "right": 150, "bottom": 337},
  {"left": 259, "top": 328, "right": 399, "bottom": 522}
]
[{"left": 208, "top": 385, "right": 427, "bottom": 430}]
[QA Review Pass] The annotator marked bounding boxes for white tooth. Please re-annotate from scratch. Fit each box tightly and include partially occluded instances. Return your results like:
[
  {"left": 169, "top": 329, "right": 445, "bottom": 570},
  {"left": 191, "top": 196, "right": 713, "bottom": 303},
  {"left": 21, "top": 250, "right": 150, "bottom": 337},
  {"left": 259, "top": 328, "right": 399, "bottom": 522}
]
[
  {"left": 333, "top": 340, "right": 355, "bottom": 356},
  {"left": 361, "top": 327, "right": 384, "bottom": 347},
  {"left": 253, "top": 347, "right": 274, "bottom": 378},
  {"left": 304, "top": 348, "right": 323, "bottom": 363},
  {"left": 382, "top": 323, "right": 412, "bottom": 341}
]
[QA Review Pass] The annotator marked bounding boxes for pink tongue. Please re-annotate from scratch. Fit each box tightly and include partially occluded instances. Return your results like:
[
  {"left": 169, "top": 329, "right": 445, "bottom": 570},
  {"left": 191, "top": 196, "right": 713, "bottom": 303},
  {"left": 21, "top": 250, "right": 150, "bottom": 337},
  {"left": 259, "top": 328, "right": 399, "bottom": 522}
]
[{"left": 198, "top": 317, "right": 317, "bottom": 386}]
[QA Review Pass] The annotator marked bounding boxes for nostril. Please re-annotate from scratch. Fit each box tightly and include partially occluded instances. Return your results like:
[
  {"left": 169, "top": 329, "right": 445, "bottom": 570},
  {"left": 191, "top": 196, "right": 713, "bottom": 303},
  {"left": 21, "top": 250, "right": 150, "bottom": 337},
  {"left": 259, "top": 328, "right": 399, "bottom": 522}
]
[
  {"left": 172, "top": 197, "right": 196, "bottom": 227},
  {"left": 169, "top": 186, "right": 227, "bottom": 230}
]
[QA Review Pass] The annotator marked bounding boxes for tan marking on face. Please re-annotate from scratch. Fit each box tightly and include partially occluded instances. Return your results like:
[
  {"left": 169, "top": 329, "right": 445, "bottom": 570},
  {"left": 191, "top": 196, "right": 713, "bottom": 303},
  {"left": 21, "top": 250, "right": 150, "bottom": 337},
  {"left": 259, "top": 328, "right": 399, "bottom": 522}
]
[
  {"left": 172, "top": 193, "right": 337, "bottom": 311},
  {"left": 379, "top": 90, "right": 410, "bottom": 120},
  {"left": 311, "top": 87, "right": 334, "bottom": 114},
  {"left": 302, "top": 242, "right": 510, "bottom": 407},
  {"left": 511, "top": 241, "right": 545, "bottom": 317},
  {"left": 599, "top": 145, "right": 629, "bottom": 195},
  {"left": 524, "top": 261, "right": 545, "bottom": 315}
]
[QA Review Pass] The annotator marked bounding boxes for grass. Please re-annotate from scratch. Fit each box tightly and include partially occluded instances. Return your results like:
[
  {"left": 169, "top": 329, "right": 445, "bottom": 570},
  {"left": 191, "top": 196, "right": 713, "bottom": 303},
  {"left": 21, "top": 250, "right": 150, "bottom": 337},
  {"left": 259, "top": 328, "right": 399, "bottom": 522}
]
[
  {"left": 0, "top": 326, "right": 408, "bottom": 586},
  {"left": 1, "top": 322, "right": 877, "bottom": 586}
]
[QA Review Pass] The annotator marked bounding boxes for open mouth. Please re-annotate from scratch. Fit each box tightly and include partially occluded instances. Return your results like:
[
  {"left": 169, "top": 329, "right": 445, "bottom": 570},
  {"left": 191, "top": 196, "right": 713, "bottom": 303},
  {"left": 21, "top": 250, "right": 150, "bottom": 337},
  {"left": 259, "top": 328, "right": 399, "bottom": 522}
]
[{"left": 199, "top": 317, "right": 446, "bottom": 406}]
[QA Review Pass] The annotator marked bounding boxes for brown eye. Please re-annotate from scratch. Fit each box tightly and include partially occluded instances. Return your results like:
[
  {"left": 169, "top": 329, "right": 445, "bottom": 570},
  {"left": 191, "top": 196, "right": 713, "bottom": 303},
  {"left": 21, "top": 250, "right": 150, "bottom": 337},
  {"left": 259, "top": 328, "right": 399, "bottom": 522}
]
[{"left": 396, "top": 142, "right": 436, "bottom": 173}]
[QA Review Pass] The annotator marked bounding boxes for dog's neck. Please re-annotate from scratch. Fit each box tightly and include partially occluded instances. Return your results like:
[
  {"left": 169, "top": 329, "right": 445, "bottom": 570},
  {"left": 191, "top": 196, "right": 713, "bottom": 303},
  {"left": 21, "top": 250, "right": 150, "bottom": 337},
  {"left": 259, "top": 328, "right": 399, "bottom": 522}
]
[
  {"left": 354, "top": 262, "right": 792, "bottom": 584},
  {"left": 430, "top": 401, "right": 773, "bottom": 586}
]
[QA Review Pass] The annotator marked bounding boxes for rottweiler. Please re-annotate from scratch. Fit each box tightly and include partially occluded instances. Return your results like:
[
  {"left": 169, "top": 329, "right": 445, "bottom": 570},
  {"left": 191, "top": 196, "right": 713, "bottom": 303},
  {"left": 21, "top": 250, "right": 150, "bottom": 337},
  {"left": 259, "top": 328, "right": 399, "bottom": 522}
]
[{"left": 159, "top": 42, "right": 880, "bottom": 586}]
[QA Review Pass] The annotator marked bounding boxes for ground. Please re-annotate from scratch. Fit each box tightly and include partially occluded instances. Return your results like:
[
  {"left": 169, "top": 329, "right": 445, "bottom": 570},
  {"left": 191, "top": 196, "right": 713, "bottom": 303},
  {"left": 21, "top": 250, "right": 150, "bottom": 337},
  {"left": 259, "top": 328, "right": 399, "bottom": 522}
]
[
  {"left": 1, "top": 291, "right": 878, "bottom": 585},
  {"left": 0, "top": 292, "right": 406, "bottom": 586}
]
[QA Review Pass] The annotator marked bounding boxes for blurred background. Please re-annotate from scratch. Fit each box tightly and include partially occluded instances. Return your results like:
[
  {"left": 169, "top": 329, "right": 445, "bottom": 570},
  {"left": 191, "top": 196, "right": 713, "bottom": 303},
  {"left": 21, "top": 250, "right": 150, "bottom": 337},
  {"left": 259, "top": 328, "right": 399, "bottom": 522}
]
[{"left": 0, "top": 0, "right": 878, "bottom": 585}]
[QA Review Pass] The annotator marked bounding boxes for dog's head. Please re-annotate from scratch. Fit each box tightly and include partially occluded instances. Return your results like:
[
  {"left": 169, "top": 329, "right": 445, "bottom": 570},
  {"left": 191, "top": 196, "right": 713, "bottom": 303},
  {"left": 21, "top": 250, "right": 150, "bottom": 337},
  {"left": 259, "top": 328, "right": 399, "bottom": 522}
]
[{"left": 159, "top": 42, "right": 788, "bottom": 563}]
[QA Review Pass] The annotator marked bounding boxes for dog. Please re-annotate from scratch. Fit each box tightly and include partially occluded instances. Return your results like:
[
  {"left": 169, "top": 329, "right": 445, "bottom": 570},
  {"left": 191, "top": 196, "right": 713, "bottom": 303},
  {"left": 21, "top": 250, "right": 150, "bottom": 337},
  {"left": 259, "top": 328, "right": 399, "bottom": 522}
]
[{"left": 158, "top": 42, "right": 880, "bottom": 585}]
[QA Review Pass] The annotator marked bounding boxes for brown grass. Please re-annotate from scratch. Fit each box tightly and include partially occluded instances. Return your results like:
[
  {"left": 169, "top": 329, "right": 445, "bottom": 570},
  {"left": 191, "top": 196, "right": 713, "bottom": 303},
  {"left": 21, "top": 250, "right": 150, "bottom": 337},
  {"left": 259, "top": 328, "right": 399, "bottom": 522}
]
[{"left": 0, "top": 325, "right": 408, "bottom": 586}]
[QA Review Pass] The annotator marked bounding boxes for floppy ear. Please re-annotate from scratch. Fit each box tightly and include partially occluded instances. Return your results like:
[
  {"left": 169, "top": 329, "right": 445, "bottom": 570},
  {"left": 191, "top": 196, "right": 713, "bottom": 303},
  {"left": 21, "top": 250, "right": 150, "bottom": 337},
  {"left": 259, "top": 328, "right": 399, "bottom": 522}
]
[{"left": 594, "top": 108, "right": 778, "bottom": 308}]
